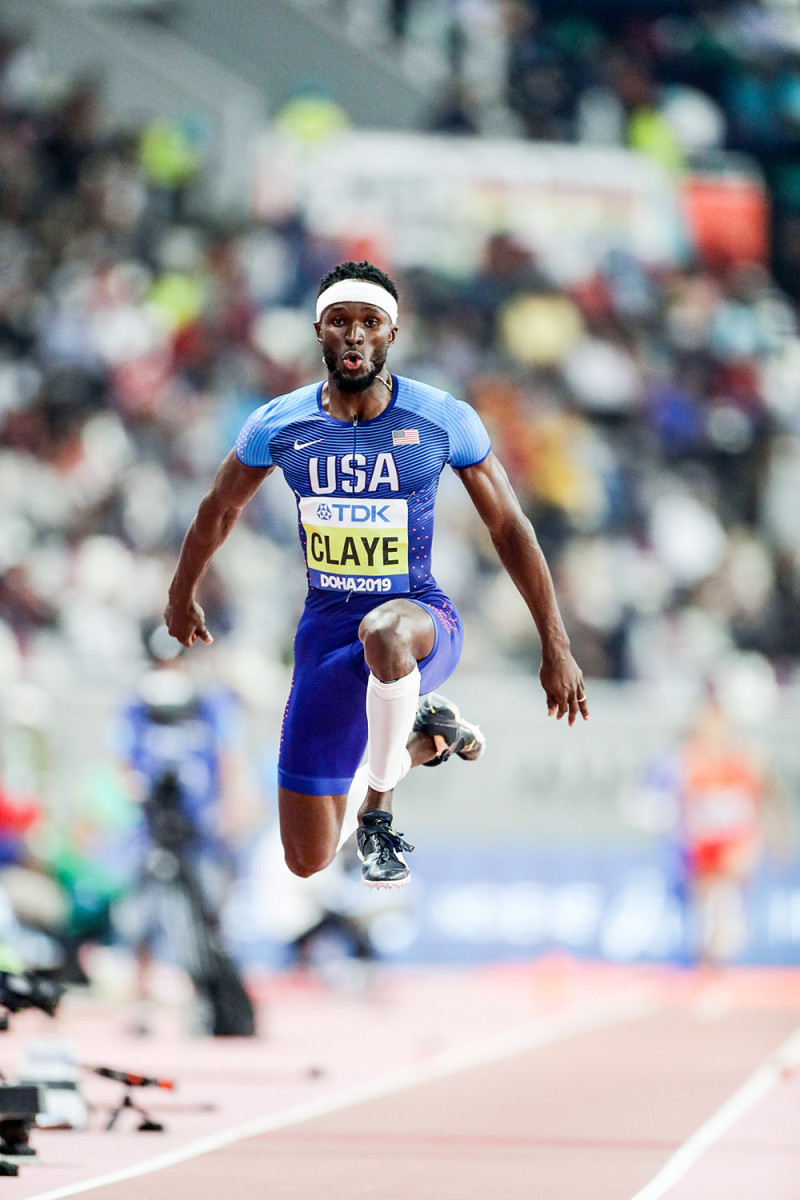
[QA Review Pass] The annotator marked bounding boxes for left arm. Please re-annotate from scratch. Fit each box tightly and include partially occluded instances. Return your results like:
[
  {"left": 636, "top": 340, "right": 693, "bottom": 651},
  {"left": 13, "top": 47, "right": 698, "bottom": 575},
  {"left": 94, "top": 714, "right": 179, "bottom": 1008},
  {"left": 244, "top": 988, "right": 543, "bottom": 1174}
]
[{"left": 457, "top": 452, "right": 588, "bottom": 725}]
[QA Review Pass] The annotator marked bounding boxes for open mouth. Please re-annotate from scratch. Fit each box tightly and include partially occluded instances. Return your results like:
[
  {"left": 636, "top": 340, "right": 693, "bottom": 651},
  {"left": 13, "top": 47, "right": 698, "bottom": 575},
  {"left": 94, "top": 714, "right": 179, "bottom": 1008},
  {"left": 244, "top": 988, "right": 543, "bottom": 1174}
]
[{"left": 342, "top": 352, "right": 363, "bottom": 371}]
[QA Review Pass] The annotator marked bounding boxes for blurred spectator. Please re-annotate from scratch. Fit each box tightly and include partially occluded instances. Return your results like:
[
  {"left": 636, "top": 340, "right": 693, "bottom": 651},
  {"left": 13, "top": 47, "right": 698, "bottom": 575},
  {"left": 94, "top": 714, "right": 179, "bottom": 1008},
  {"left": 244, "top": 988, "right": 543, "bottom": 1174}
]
[
  {"left": 139, "top": 113, "right": 207, "bottom": 224},
  {"left": 506, "top": 3, "right": 573, "bottom": 141},
  {"left": 0, "top": 776, "right": 67, "bottom": 961},
  {"left": 272, "top": 88, "right": 350, "bottom": 144},
  {"left": 428, "top": 81, "right": 481, "bottom": 136},
  {"left": 632, "top": 686, "right": 793, "bottom": 967},
  {"left": 0, "top": 696, "right": 72, "bottom": 974}
]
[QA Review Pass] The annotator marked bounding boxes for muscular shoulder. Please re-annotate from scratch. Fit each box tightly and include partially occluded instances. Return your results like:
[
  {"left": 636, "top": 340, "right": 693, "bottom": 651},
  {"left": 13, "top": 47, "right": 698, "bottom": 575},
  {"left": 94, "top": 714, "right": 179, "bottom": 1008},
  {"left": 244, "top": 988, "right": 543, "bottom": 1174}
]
[
  {"left": 236, "top": 383, "right": 319, "bottom": 467},
  {"left": 395, "top": 376, "right": 491, "bottom": 469},
  {"left": 394, "top": 376, "right": 454, "bottom": 425}
]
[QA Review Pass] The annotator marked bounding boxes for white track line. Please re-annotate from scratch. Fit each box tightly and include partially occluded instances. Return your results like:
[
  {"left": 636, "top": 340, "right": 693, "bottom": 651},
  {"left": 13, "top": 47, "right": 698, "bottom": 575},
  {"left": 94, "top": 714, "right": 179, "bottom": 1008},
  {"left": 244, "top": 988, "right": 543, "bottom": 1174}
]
[
  {"left": 27, "top": 991, "right": 658, "bottom": 1200},
  {"left": 630, "top": 1025, "right": 800, "bottom": 1200}
]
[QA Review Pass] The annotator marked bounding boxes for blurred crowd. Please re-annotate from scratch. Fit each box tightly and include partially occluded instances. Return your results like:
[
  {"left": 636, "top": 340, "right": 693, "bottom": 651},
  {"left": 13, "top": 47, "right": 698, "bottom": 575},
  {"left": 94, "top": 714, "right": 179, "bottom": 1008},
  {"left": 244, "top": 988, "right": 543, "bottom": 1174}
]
[
  {"left": 0, "top": 20, "right": 799, "bottom": 691},
  {"left": 333, "top": 1, "right": 800, "bottom": 294},
  {"left": 501, "top": 0, "right": 800, "bottom": 298},
  {"left": 0, "top": 11, "right": 799, "bottom": 978}
]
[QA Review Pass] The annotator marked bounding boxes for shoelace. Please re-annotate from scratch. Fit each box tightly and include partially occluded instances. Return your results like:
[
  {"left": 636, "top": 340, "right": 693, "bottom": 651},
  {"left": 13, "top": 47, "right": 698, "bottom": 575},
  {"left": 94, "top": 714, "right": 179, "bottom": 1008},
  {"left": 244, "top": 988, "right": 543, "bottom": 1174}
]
[{"left": 364, "top": 822, "right": 414, "bottom": 858}]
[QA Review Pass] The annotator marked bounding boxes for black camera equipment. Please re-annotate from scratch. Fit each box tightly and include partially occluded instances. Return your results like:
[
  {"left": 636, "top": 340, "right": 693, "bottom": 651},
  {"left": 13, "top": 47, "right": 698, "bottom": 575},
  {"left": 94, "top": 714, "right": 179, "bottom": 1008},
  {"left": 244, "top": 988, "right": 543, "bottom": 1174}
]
[
  {"left": 143, "top": 768, "right": 197, "bottom": 856},
  {"left": 0, "top": 970, "right": 62, "bottom": 1025},
  {"left": 141, "top": 768, "right": 255, "bottom": 1038},
  {"left": 0, "top": 971, "right": 61, "bottom": 1167},
  {"left": 87, "top": 1066, "right": 175, "bottom": 1132},
  {"left": 0, "top": 1085, "right": 43, "bottom": 1171},
  {"left": 0, "top": 971, "right": 60, "bottom": 1167}
]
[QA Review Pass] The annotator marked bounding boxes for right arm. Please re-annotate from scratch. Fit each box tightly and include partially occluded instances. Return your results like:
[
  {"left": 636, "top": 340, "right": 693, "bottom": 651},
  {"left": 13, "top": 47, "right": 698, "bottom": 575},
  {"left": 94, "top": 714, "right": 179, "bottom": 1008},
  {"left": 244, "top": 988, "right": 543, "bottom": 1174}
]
[{"left": 165, "top": 451, "right": 274, "bottom": 647}]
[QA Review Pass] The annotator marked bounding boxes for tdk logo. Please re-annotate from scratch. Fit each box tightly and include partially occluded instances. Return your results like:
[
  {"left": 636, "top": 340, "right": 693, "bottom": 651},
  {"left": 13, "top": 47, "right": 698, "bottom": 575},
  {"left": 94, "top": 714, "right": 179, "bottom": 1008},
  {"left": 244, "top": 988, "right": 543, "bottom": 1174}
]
[{"left": 322, "top": 503, "right": 392, "bottom": 523}]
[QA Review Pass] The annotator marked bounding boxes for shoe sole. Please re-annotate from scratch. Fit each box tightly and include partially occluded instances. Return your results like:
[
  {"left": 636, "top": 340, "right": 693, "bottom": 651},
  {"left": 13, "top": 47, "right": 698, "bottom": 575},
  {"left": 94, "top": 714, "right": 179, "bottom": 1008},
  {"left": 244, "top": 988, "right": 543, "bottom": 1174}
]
[
  {"left": 362, "top": 875, "right": 410, "bottom": 890},
  {"left": 358, "top": 844, "right": 410, "bottom": 890}
]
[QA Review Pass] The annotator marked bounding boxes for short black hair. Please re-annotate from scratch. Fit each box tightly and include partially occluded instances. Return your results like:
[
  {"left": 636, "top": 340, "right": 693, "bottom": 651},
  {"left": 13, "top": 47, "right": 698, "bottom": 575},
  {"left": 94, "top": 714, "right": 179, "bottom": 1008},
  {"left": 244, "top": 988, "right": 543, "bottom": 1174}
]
[{"left": 317, "top": 260, "right": 398, "bottom": 301}]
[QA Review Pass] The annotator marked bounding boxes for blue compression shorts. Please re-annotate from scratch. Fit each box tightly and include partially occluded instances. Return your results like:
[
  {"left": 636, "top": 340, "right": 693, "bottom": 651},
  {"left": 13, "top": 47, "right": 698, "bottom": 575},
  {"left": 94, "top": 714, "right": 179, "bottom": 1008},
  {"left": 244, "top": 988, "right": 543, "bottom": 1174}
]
[{"left": 278, "top": 589, "right": 464, "bottom": 796}]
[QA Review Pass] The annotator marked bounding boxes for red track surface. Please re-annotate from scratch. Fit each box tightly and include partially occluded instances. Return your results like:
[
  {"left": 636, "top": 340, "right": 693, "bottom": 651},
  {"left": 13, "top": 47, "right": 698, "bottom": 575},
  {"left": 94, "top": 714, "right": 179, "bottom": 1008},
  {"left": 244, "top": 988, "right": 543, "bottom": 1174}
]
[{"left": 4, "top": 960, "right": 799, "bottom": 1200}]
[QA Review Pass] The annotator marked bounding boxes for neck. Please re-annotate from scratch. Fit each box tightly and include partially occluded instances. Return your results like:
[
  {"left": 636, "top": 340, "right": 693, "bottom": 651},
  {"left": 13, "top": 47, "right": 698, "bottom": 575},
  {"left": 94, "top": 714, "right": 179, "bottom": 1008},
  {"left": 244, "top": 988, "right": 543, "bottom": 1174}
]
[{"left": 322, "top": 372, "right": 393, "bottom": 421}]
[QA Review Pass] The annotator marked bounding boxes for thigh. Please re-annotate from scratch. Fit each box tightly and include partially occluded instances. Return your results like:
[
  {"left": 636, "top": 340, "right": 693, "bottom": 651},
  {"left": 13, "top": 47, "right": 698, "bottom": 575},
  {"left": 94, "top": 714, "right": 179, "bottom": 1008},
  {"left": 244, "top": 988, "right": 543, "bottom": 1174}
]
[
  {"left": 278, "top": 607, "right": 369, "bottom": 796},
  {"left": 408, "top": 592, "right": 464, "bottom": 694},
  {"left": 357, "top": 592, "right": 464, "bottom": 692}
]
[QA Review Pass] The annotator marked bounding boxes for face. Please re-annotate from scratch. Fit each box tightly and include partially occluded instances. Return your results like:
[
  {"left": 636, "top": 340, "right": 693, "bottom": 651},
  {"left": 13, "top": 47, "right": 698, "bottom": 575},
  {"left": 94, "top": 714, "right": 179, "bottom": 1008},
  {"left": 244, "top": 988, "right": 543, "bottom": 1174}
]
[{"left": 315, "top": 301, "right": 397, "bottom": 393}]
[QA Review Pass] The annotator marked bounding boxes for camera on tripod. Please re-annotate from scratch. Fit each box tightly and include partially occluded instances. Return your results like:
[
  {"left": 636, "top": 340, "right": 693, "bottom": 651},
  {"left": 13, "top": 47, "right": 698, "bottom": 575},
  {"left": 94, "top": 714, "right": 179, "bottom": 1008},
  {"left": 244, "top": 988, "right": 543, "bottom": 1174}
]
[
  {"left": 0, "top": 970, "right": 62, "bottom": 1026},
  {"left": 143, "top": 768, "right": 197, "bottom": 862},
  {"left": 0, "top": 970, "right": 63, "bottom": 1172},
  {"left": 128, "top": 668, "right": 256, "bottom": 1039}
]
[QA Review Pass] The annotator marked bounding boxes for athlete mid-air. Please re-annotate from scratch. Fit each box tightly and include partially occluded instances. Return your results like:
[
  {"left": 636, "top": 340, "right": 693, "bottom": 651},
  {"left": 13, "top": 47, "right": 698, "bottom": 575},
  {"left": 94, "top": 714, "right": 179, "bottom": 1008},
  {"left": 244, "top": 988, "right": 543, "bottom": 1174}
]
[{"left": 165, "top": 260, "right": 588, "bottom": 888}]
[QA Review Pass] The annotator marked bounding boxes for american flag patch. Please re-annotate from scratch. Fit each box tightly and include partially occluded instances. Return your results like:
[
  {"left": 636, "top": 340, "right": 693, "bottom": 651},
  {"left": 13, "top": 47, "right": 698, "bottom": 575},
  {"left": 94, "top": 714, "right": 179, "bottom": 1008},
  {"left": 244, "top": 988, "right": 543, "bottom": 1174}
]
[{"left": 392, "top": 429, "right": 420, "bottom": 446}]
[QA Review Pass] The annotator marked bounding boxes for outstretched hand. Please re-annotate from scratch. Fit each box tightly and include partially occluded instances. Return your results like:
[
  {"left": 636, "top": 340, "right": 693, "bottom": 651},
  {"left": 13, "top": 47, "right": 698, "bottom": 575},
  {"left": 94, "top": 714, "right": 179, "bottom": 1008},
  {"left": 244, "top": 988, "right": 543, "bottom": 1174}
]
[
  {"left": 164, "top": 598, "right": 213, "bottom": 649},
  {"left": 540, "top": 650, "right": 588, "bottom": 726}
]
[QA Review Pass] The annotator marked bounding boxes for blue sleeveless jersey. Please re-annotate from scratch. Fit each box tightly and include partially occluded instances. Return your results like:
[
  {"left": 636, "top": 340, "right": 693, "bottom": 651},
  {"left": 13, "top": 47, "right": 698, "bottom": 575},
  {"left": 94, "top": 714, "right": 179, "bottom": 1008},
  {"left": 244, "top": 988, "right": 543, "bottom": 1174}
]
[{"left": 235, "top": 375, "right": 490, "bottom": 610}]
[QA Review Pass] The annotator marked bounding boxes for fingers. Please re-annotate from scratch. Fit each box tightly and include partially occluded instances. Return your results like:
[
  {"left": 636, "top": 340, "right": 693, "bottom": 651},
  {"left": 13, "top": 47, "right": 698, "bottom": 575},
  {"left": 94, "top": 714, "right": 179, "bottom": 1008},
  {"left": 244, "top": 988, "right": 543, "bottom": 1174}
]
[
  {"left": 542, "top": 660, "right": 588, "bottom": 724},
  {"left": 575, "top": 677, "right": 589, "bottom": 722},
  {"left": 185, "top": 626, "right": 213, "bottom": 648},
  {"left": 164, "top": 603, "right": 213, "bottom": 648},
  {"left": 166, "top": 624, "right": 212, "bottom": 648},
  {"left": 547, "top": 685, "right": 589, "bottom": 723}
]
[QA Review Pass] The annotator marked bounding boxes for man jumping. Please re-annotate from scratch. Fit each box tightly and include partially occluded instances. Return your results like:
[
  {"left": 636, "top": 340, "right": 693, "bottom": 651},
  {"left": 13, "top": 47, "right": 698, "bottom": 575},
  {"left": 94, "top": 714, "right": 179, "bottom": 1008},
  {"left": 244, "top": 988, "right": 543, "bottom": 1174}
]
[{"left": 165, "top": 260, "right": 588, "bottom": 889}]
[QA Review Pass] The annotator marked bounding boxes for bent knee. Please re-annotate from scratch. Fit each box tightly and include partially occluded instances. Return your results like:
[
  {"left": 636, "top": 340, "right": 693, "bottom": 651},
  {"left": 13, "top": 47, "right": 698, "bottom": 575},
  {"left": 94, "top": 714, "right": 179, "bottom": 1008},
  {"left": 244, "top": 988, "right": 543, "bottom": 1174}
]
[
  {"left": 359, "top": 608, "right": 403, "bottom": 649},
  {"left": 359, "top": 610, "right": 414, "bottom": 672},
  {"left": 283, "top": 845, "right": 335, "bottom": 878}
]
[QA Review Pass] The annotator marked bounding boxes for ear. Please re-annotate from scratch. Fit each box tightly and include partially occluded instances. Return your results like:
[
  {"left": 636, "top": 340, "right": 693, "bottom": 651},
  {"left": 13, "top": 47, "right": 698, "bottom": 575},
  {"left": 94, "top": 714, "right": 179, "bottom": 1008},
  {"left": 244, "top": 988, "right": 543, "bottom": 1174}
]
[
  {"left": 313, "top": 321, "right": 322, "bottom": 340},
  {"left": 389, "top": 326, "right": 397, "bottom": 344}
]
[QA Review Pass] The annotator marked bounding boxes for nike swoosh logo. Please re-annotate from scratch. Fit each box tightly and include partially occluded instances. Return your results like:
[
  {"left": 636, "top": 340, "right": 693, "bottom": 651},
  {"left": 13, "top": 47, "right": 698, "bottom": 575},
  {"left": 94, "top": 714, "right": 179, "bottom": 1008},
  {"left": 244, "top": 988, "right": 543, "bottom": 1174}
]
[{"left": 294, "top": 438, "right": 324, "bottom": 451}]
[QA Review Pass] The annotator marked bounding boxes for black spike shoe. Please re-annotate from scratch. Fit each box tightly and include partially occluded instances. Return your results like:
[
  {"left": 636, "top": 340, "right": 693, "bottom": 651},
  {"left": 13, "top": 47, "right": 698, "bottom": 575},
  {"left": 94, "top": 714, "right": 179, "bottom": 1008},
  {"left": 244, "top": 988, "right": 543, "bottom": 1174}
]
[
  {"left": 356, "top": 810, "right": 414, "bottom": 889},
  {"left": 413, "top": 693, "right": 486, "bottom": 767}
]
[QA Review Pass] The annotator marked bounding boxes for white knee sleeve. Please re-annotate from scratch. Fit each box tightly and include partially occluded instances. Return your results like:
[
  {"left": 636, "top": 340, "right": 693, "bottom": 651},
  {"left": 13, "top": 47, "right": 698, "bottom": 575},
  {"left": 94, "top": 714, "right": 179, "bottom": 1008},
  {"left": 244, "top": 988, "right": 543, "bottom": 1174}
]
[{"left": 366, "top": 666, "right": 421, "bottom": 793}]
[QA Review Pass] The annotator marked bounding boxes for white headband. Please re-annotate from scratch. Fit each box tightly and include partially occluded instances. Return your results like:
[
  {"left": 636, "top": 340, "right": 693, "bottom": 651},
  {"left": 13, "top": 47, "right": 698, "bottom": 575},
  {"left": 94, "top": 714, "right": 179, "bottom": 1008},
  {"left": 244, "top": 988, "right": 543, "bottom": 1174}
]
[{"left": 315, "top": 280, "right": 398, "bottom": 325}]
